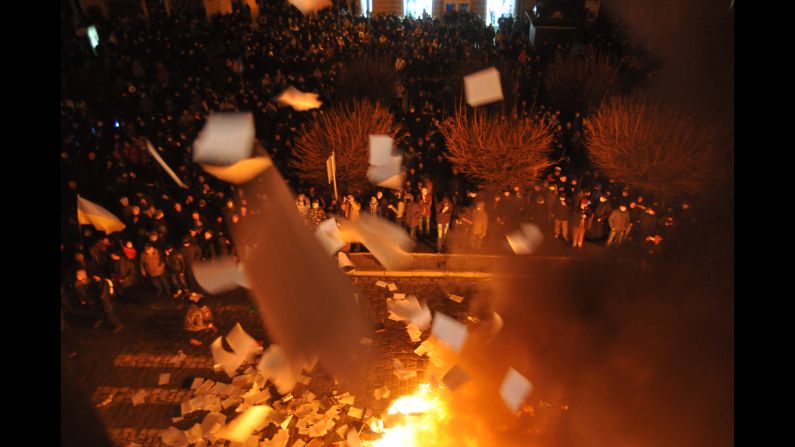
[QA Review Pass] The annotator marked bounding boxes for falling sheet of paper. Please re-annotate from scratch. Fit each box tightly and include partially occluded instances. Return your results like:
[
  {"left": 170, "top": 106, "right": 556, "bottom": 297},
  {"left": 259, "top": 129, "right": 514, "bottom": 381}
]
[
  {"left": 218, "top": 406, "right": 273, "bottom": 443},
  {"left": 464, "top": 67, "right": 504, "bottom": 107},
  {"left": 368, "top": 135, "right": 394, "bottom": 166},
  {"left": 211, "top": 337, "right": 246, "bottom": 377},
  {"left": 387, "top": 283, "right": 398, "bottom": 292},
  {"left": 158, "top": 373, "right": 171, "bottom": 386},
  {"left": 160, "top": 427, "right": 188, "bottom": 447},
  {"left": 276, "top": 86, "right": 322, "bottom": 111},
  {"left": 201, "top": 157, "right": 273, "bottom": 185},
  {"left": 506, "top": 223, "right": 544, "bottom": 255},
  {"left": 366, "top": 155, "right": 404, "bottom": 190},
  {"left": 258, "top": 344, "right": 299, "bottom": 394},
  {"left": 230, "top": 156, "right": 367, "bottom": 391},
  {"left": 448, "top": 294, "right": 464, "bottom": 303},
  {"left": 192, "top": 112, "right": 255, "bottom": 166},
  {"left": 315, "top": 218, "right": 346, "bottom": 255},
  {"left": 226, "top": 323, "right": 259, "bottom": 364},
  {"left": 442, "top": 365, "right": 471, "bottom": 391},
  {"left": 431, "top": 312, "right": 469, "bottom": 352},
  {"left": 288, "top": 0, "right": 332, "bottom": 16},
  {"left": 200, "top": 412, "right": 228, "bottom": 436},
  {"left": 387, "top": 295, "right": 432, "bottom": 330},
  {"left": 192, "top": 256, "right": 247, "bottom": 294},
  {"left": 131, "top": 389, "right": 148, "bottom": 406},
  {"left": 338, "top": 252, "right": 355, "bottom": 271},
  {"left": 347, "top": 407, "right": 363, "bottom": 419},
  {"left": 499, "top": 367, "right": 533, "bottom": 413},
  {"left": 338, "top": 214, "right": 414, "bottom": 270},
  {"left": 146, "top": 140, "right": 188, "bottom": 188}
]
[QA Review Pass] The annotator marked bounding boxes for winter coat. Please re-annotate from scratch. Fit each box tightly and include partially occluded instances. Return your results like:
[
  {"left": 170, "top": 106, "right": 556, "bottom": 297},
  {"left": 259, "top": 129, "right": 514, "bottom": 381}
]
[
  {"left": 112, "top": 257, "right": 138, "bottom": 288},
  {"left": 552, "top": 200, "right": 571, "bottom": 221},
  {"left": 405, "top": 202, "right": 421, "bottom": 227},
  {"left": 140, "top": 249, "right": 166, "bottom": 277},
  {"left": 435, "top": 201, "right": 453, "bottom": 225},
  {"left": 608, "top": 209, "right": 630, "bottom": 231},
  {"left": 419, "top": 194, "right": 433, "bottom": 217},
  {"left": 471, "top": 209, "right": 489, "bottom": 236},
  {"left": 165, "top": 251, "right": 186, "bottom": 275}
]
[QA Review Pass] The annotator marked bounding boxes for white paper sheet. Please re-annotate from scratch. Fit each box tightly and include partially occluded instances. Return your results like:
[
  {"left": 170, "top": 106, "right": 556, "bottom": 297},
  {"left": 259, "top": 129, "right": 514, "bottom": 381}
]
[
  {"left": 448, "top": 294, "right": 464, "bottom": 303},
  {"left": 506, "top": 223, "right": 544, "bottom": 255},
  {"left": 258, "top": 344, "right": 299, "bottom": 394},
  {"left": 226, "top": 323, "right": 259, "bottom": 364},
  {"left": 368, "top": 135, "right": 394, "bottom": 166},
  {"left": 347, "top": 428, "right": 361, "bottom": 447},
  {"left": 464, "top": 67, "right": 504, "bottom": 107},
  {"left": 192, "top": 112, "right": 255, "bottom": 166},
  {"left": 499, "top": 367, "right": 533, "bottom": 413},
  {"left": 375, "top": 281, "right": 387, "bottom": 288},
  {"left": 211, "top": 336, "right": 246, "bottom": 377},
  {"left": 431, "top": 312, "right": 469, "bottom": 352},
  {"left": 160, "top": 427, "right": 188, "bottom": 447},
  {"left": 373, "top": 385, "right": 390, "bottom": 400},
  {"left": 366, "top": 155, "right": 404, "bottom": 190},
  {"left": 315, "top": 218, "right": 346, "bottom": 255},
  {"left": 192, "top": 256, "right": 246, "bottom": 295},
  {"left": 337, "top": 214, "right": 414, "bottom": 270},
  {"left": 158, "top": 373, "right": 171, "bottom": 386},
  {"left": 387, "top": 283, "right": 398, "bottom": 292},
  {"left": 131, "top": 389, "right": 148, "bottom": 406}
]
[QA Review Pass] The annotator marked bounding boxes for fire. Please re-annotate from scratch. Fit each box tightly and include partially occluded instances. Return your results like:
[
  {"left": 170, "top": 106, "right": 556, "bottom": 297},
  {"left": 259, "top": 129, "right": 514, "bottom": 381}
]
[{"left": 365, "top": 383, "right": 452, "bottom": 447}]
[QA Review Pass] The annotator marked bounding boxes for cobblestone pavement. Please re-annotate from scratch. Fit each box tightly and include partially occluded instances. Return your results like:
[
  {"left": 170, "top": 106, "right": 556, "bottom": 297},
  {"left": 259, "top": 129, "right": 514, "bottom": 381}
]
[{"left": 64, "top": 276, "right": 489, "bottom": 446}]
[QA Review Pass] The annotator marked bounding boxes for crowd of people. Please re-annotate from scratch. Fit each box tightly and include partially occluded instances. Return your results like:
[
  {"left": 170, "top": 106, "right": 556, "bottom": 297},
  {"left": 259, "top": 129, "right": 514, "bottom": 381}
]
[{"left": 61, "top": 3, "right": 693, "bottom": 327}]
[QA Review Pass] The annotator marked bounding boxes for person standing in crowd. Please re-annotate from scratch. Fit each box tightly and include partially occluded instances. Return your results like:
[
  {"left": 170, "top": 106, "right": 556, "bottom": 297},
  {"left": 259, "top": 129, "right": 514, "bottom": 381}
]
[
  {"left": 342, "top": 194, "right": 361, "bottom": 222},
  {"left": 607, "top": 204, "right": 631, "bottom": 246},
  {"left": 387, "top": 190, "right": 405, "bottom": 225},
  {"left": 571, "top": 199, "right": 592, "bottom": 249},
  {"left": 295, "top": 193, "right": 311, "bottom": 223},
  {"left": 92, "top": 274, "right": 124, "bottom": 332},
  {"left": 309, "top": 199, "right": 327, "bottom": 228},
  {"left": 468, "top": 200, "right": 489, "bottom": 251},
  {"left": 405, "top": 194, "right": 421, "bottom": 240},
  {"left": 588, "top": 195, "right": 612, "bottom": 241},
  {"left": 367, "top": 196, "right": 381, "bottom": 217},
  {"left": 552, "top": 195, "right": 571, "bottom": 243},
  {"left": 109, "top": 251, "right": 138, "bottom": 302},
  {"left": 164, "top": 245, "right": 189, "bottom": 300},
  {"left": 418, "top": 188, "right": 433, "bottom": 237},
  {"left": 435, "top": 196, "right": 453, "bottom": 252},
  {"left": 139, "top": 243, "right": 170, "bottom": 299}
]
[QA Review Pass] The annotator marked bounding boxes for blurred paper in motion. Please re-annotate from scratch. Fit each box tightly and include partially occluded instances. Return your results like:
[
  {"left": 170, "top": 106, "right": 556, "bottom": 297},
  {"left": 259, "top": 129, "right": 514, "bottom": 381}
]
[
  {"left": 192, "top": 112, "right": 255, "bottom": 165},
  {"left": 464, "top": 67, "right": 504, "bottom": 107}
]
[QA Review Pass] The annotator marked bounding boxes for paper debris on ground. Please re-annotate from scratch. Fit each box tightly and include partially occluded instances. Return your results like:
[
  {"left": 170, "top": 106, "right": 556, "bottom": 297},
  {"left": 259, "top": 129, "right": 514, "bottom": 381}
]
[
  {"left": 375, "top": 281, "right": 387, "bottom": 288},
  {"left": 499, "top": 367, "right": 533, "bottom": 413},
  {"left": 184, "top": 424, "right": 203, "bottom": 444},
  {"left": 431, "top": 312, "right": 469, "bottom": 352},
  {"left": 275, "top": 85, "right": 322, "bottom": 111},
  {"left": 170, "top": 350, "right": 187, "bottom": 365},
  {"left": 387, "top": 283, "right": 398, "bottom": 292},
  {"left": 442, "top": 364, "right": 471, "bottom": 391},
  {"left": 347, "top": 407, "right": 363, "bottom": 419},
  {"left": 161, "top": 426, "right": 189, "bottom": 447},
  {"left": 201, "top": 156, "right": 272, "bottom": 185},
  {"left": 200, "top": 412, "right": 228, "bottom": 436},
  {"left": 347, "top": 428, "right": 361, "bottom": 447},
  {"left": 373, "top": 385, "right": 390, "bottom": 400},
  {"left": 392, "top": 293, "right": 405, "bottom": 300},
  {"left": 158, "top": 373, "right": 171, "bottom": 385},
  {"left": 448, "top": 294, "right": 464, "bottom": 303},
  {"left": 387, "top": 295, "right": 432, "bottom": 330},
  {"left": 463, "top": 67, "right": 504, "bottom": 107},
  {"left": 131, "top": 389, "right": 148, "bottom": 406},
  {"left": 335, "top": 424, "right": 349, "bottom": 439},
  {"left": 506, "top": 223, "right": 544, "bottom": 255},
  {"left": 336, "top": 392, "right": 355, "bottom": 406},
  {"left": 218, "top": 405, "right": 273, "bottom": 443},
  {"left": 192, "top": 112, "right": 255, "bottom": 166}
]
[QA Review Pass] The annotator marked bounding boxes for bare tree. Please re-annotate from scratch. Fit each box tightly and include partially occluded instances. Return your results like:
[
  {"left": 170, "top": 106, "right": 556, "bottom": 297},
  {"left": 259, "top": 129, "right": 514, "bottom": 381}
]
[
  {"left": 584, "top": 95, "right": 723, "bottom": 201},
  {"left": 543, "top": 49, "right": 621, "bottom": 114},
  {"left": 290, "top": 100, "right": 402, "bottom": 192},
  {"left": 436, "top": 104, "right": 556, "bottom": 191}
]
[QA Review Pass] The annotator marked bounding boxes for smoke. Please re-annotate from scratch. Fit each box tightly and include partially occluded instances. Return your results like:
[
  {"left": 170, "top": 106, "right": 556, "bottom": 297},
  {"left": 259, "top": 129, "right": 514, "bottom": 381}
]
[{"left": 602, "top": 0, "right": 733, "bottom": 120}]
